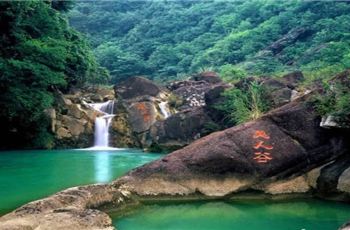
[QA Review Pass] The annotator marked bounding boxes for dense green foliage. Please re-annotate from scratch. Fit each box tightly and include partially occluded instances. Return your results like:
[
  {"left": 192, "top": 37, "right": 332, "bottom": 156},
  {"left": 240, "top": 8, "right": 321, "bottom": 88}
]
[
  {"left": 0, "top": 1, "right": 108, "bottom": 149},
  {"left": 69, "top": 1, "right": 350, "bottom": 82},
  {"left": 216, "top": 81, "right": 270, "bottom": 125},
  {"left": 1, "top": 0, "right": 350, "bottom": 149}
]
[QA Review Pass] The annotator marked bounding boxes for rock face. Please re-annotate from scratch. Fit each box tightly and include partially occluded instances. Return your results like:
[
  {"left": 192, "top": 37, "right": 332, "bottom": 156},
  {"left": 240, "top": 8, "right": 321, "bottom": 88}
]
[
  {"left": 261, "top": 71, "right": 305, "bottom": 107},
  {"left": 167, "top": 71, "right": 228, "bottom": 111},
  {"left": 149, "top": 107, "right": 214, "bottom": 150},
  {"left": 111, "top": 76, "right": 170, "bottom": 148},
  {"left": 112, "top": 74, "right": 230, "bottom": 150},
  {"left": 148, "top": 72, "right": 231, "bottom": 150},
  {"left": 114, "top": 76, "right": 161, "bottom": 99}
]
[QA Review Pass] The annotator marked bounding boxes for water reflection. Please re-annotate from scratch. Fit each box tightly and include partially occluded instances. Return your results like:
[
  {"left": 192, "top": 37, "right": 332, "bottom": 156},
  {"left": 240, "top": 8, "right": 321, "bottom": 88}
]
[
  {"left": 94, "top": 152, "right": 111, "bottom": 183},
  {"left": 114, "top": 200, "right": 350, "bottom": 230}
]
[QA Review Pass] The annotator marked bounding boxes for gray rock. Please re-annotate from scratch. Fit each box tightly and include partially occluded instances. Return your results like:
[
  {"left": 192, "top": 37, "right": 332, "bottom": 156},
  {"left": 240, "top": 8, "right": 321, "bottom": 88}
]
[
  {"left": 56, "top": 127, "right": 71, "bottom": 139},
  {"left": 114, "top": 76, "right": 162, "bottom": 100},
  {"left": 61, "top": 115, "right": 87, "bottom": 137},
  {"left": 127, "top": 102, "right": 158, "bottom": 133},
  {"left": 149, "top": 107, "right": 214, "bottom": 150}
]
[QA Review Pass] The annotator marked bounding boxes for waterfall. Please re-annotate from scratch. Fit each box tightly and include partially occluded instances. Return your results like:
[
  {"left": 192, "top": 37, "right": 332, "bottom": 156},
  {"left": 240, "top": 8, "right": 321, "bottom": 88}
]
[
  {"left": 89, "top": 100, "right": 115, "bottom": 149},
  {"left": 89, "top": 100, "right": 115, "bottom": 115},
  {"left": 159, "top": 101, "right": 170, "bottom": 119}
]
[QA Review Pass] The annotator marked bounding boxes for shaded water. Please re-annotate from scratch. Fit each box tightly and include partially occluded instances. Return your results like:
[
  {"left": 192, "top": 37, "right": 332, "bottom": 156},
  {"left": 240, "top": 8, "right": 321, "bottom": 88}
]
[
  {"left": 0, "top": 149, "right": 162, "bottom": 215},
  {"left": 113, "top": 199, "right": 350, "bottom": 230}
]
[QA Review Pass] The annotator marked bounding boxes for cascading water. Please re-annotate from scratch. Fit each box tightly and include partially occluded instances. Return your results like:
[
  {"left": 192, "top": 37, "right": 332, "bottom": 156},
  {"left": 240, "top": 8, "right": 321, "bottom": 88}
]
[
  {"left": 89, "top": 100, "right": 115, "bottom": 149},
  {"left": 159, "top": 101, "right": 171, "bottom": 119}
]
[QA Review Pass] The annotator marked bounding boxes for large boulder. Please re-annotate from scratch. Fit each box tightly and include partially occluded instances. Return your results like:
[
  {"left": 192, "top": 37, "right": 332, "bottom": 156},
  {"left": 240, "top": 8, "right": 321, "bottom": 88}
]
[
  {"left": 280, "top": 71, "right": 304, "bottom": 89},
  {"left": 191, "top": 71, "right": 222, "bottom": 84},
  {"left": 261, "top": 72, "right": 305, "bottom": 107},
  {"left": 167, "top": 72, "right": 229, "bottom": 111},
  {"left": 231, "top": 72, "right": 305, "bottom": 109},
  {"left": 128, "top": 101, "right": 158, "bottom": 133},
  {"left": 110, "top": 100, "right": 138, "bottom": 148},
  {"left": 122, "top": 94, "right": 349, "bottom": 197},
  {"left": 112, "top": 76, "right": 174, "bottom": 148},
  {"left": 148, "top": 107, "right": 215, "bottom": 150},
  {"left": 114, "top": 76, "right": 162, "bottom": 100}
]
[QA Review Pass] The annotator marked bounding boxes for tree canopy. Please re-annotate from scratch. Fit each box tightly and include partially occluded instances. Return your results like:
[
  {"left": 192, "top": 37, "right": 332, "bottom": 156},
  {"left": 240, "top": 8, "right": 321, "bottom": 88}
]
[{"left": 69, "top": 0, "right": 350, "bottom": 83}]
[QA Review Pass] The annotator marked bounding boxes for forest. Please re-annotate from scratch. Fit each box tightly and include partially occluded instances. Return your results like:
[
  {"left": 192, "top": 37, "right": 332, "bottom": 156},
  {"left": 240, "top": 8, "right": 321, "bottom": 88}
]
[
  {"left": 69, "top": 0, "right": 350, "bottom": 82},
  {"left": 1, "top": 0, "right": 350, "bottom": 148}
]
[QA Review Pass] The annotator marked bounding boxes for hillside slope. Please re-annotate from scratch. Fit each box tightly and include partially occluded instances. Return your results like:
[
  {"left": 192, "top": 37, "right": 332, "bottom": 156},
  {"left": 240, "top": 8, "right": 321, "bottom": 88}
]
[{"left": 69, "top": 1, "right": 350, "bottom": 82}]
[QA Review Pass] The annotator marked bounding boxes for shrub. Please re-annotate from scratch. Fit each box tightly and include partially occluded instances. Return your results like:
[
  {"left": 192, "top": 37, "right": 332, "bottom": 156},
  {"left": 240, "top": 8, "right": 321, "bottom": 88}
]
[
  {"left": 216, "top": 80, "right": 270, "bottom": 125},
  {"left": 219, "top": 64, "right": 247, "bottom": 83}
]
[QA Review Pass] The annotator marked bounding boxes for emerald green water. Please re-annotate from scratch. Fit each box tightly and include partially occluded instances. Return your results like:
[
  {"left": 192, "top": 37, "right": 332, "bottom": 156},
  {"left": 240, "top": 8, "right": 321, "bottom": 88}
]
[
  {"left": 113, "top": 199, "right": 350, "bottom": 230},
  {"left": 0, "top": 149, "right": 162, "bottom": 215},
  {"left": 2, "top": 150, "right": 350, "bottom": 229}
]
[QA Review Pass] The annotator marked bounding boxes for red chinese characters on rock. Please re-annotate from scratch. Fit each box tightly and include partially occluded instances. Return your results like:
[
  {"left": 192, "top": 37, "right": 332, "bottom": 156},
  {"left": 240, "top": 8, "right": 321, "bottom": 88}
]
[{"left": 253, "top": 130, "right": 274, "bottom": 163}]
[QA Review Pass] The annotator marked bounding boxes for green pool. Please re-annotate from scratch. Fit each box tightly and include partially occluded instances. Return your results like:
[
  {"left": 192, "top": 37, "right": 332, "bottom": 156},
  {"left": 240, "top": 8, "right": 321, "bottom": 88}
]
[
  {"left": 0, "top": 149, "right": 162, "bottom": 215},
  {"left": 113, "top": 199, "right": 350, "bottom": 230},
  {"left": 2, "top": 149, "right": 350, "bottom": 229}
]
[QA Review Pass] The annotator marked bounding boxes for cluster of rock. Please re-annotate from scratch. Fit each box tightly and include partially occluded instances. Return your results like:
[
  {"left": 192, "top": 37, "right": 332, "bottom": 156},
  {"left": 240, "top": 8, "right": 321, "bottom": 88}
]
[
  {"left": 123, "top": 93, "right": 350, "bottom": 198},
  {"left": 49, "top": 86, "right": 114, "bottom": 148},
  {"left": 111, "top": 72, "right": 232, "bottom": 151},
  {"left": 49, "top": 70, "right": 309, "bottom": 151},
  {"left": 49, "top": 72, "right": 230, "bottom": 149},
  {"left": 109, "top": 71, "right": 305, "bottom": 151},
  {"left": 1, "top": 71, "right": 350, "bottom": 229}
]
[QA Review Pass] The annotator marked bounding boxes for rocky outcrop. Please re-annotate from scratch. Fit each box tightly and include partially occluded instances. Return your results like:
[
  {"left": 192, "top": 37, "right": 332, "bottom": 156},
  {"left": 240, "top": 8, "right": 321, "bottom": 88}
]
[
  {"left": 149, "top": 107, "right": 215, "bottom": 150},
  {"left": 166, "top": 71, "right": 229, "bottom": 111},
  {"left": 191, "top": 71, "right": 222, "bottom": 84},
  {"left": 114, "top": 76, "right": 161, "bottom": 99},
  {"left": 265, "top": 27, "right": 311, "bottom": 54},
  {"left": 122, "top": 94, "right": 349, "bottom": 197},
  {"left": 51, "top": 86, "right": 115, "bottom": 148},
  {"left": 112, "top": 76, "right": 172, "bottom": 148},
  {"left": 112, "top": 74, "right": 230, "bottom": 150},
  {"left": 110, "top": 71, "right": 310, "bottom": 151},
  {"left": 145, "top": 72, "right": 231, "bottom": 150},
  {"left": 50, "top": 74, "right": 231, "bottom": 150}
]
